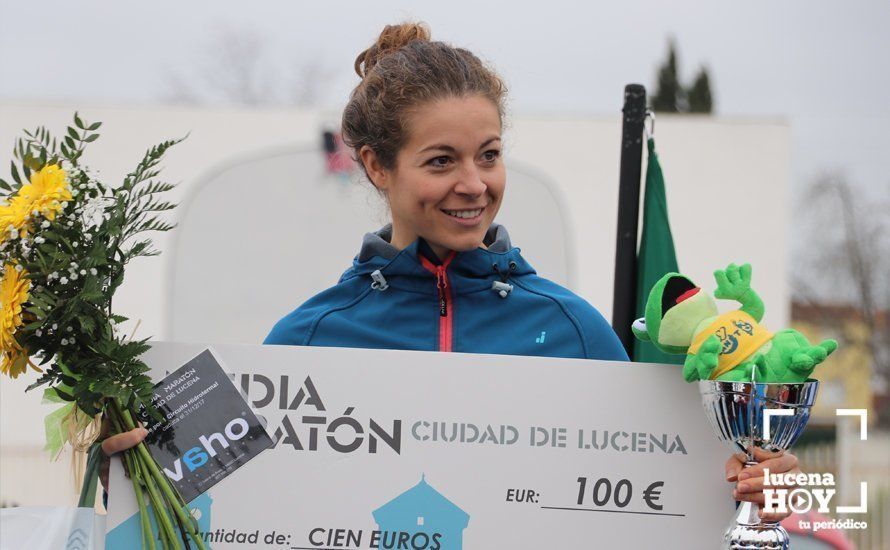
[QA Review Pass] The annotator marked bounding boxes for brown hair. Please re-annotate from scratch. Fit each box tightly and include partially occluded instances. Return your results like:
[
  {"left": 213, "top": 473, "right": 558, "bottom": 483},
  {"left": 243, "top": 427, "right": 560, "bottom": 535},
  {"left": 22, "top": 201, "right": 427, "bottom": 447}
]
[{"left": 342, "top": 22, "right": 507, "bottom": 178}]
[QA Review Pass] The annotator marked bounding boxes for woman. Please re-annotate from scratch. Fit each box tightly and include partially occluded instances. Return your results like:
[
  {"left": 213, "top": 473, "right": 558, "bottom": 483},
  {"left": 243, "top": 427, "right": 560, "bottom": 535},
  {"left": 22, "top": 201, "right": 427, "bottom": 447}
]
[
  {"left": 263, "top": 24, "right": 626, "bottom": 360},
  {"left": 108, "top": 22, "right": 797, "bottom": 524}
]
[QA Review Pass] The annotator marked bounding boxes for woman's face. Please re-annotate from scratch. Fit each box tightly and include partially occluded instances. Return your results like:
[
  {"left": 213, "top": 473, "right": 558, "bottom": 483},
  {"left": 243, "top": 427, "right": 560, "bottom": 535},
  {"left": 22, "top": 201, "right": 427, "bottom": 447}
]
[{"left": 365, "top": 95, "right": 505, "bottom": 258}]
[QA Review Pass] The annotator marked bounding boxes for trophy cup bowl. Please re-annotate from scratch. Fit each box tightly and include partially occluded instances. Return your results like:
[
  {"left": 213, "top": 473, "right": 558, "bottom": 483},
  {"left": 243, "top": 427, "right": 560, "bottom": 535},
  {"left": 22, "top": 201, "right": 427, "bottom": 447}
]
[{"left": 699, "top": 379, "right": 819, "bottom": 549}]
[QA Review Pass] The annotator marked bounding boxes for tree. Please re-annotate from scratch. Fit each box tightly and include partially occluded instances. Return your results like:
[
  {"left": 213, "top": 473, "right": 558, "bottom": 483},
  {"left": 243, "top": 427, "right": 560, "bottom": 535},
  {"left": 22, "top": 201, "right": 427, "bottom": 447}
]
[
  {"left": 687, "top": 68, "right": 713, "bottom": 113},
  {"left": 793, "top": 173, "right": 890, "bottom": 424},
  {"left": 163, "top": 27, "right": 333, "bottom": 108},
  {"left": 651, "top": 40, "right": 714, "bottom": 114},
  {"left": 651, "top": 41, "right": 682, "bottom": 113}
]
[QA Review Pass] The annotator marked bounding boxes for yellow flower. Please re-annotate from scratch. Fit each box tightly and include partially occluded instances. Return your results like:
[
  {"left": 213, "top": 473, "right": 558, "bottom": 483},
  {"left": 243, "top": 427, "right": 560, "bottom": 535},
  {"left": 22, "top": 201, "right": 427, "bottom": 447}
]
[
  {"left": 0, "top": 264, "right": 37, "bottom": 378},
  {"left": 0, "top": 164, "right": 72, "bottom": 243},
  {"left": 1, "top": 349, "right": 31, "bottom": 378},
  {"left": 0, "top": 200, "right": 28, "bottom": 243}
]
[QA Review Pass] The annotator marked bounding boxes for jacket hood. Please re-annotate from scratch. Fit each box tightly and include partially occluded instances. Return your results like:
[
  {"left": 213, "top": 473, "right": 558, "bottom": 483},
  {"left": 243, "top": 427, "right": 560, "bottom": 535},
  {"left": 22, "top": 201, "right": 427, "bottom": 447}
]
[{"left": 340, "top": 223, "right": 535, "bottom": 294}]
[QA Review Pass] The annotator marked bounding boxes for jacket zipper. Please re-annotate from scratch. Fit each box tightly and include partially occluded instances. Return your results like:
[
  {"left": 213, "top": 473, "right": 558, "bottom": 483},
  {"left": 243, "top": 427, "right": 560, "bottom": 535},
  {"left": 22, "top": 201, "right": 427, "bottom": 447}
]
[{"left": 420, "top": 251, "right": 456, "bottom": 352}]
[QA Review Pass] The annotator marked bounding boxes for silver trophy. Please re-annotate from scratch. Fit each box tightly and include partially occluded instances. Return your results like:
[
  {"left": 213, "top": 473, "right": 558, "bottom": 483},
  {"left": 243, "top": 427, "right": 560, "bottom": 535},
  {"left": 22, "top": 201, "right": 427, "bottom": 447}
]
[{"left": 699, "top": 379, "right": 819, "bottom": 549}]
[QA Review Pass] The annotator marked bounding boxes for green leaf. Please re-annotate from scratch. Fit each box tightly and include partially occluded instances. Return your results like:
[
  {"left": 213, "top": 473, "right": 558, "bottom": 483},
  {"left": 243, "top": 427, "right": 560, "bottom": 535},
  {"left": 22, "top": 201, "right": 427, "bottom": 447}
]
[
  {"left": 0, "top": 178, "right": 10, "bottom": 191},
  {"left": 74, "top": 113, "right": 84, "bottom": 129},
  {"left": 67, "top": 127, "right": 79, "bottom": 141},
  {"left": 55, "top": 388, "right": 75, "bottom": 402},
  {"left": 23, "top": 319, "right": 45, "bottom": 331},
  {"left": 26, "top": 367, "right": 59, "bottom": 391},
  {"left": 84, "top": 134, "right": 99, "bottom": 143},
  {"left": 87, "top": 122, "right": 102, "bottom": 131},
  {"left": 10, "top": 161, "right": 21, "bottom": 184}
]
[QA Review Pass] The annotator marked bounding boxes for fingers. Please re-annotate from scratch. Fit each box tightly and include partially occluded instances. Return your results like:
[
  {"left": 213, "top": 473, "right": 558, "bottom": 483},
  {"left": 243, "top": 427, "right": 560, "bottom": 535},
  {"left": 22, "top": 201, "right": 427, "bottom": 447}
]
[
  {"left": 736, "top": 474, "right": 766, "bottom": 495},
  {"left": 700, "top": 350, "right": 718, "bottom": 369},
  {"left": 739, "top": 447, "right": 787, "bottom": 473},
  {"left": 820, "top": 339, "right": 838, "bottom": 355},
  {"left": 807, "top": 345, "right": 827, "bottom": 364},
  {"left": 759, "top": 510, "right": 789, "bottom": 523},
  {"left": 726, "top": 263, "right": 740, "bottom": 284},
  {"left": 733, "top": 487, "right": 766, "bottom": 505},
  {"left": 727, "top": 450, "right": 799, "bottom": 522},
  {"left": 697, "top": 354, "right": 718, "bottom": 380},
  {"left": 697, "top": 337, "right": 720, "bottom": 379},
  {"left": 702, "top": 335, "right": 721, "bottom": 354},
  {"left": 725, "top": 453, "right": 746, "bottom": 482},
  {"left": 101, "top": 427, "right": 148, "bottom": 456},
  {"left": 714, "top": 263, "right": 750, "bottom": 299},
  {"left": 713, "top": 269, "right": 730, "bottom": 292},
  {"left": 790, "top": 352, "right": 815, "bottom": 372},
  {"left": 733, "top": 484, "right": 791, "bottom": 514},
  {"left": 734, "top": 451, "right": 799, "bottom": 507},
  {"left": 683, "top": 360, "right": 701, "bottom": 382}
]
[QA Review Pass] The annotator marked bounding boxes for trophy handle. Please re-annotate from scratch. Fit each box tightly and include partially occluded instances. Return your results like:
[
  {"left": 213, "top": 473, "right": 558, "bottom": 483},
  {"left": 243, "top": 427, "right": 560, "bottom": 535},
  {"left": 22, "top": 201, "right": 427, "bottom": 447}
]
[{"left": 746, "top": 360, "right": 758, "bottom": 464}]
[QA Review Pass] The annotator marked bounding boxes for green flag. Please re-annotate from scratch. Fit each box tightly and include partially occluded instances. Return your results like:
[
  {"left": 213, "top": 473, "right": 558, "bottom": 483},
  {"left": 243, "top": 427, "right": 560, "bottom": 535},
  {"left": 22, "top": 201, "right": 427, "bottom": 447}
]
[{"left": 633, "top": 137, "right": 683, "bottom": 364}]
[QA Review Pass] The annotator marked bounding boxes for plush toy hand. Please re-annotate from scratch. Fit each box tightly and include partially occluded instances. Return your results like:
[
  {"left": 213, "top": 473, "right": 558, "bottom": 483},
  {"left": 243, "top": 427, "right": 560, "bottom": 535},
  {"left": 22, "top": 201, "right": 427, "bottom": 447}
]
[
  {"left": 790, "top": 339, "right": 838, "bottom": 375},
  {"left": 693, "top": 335, "right": 722, "bottom": 380},
  {"left": 714, "top": 263, "right": 753, "bottom": 302}
]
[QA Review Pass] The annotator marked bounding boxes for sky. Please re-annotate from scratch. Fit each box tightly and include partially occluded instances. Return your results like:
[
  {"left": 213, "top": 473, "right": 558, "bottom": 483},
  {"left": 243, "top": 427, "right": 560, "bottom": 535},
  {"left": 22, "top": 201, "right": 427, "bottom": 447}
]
[{"left": 1, "top": 0, "right": 888, "bottom": 198}]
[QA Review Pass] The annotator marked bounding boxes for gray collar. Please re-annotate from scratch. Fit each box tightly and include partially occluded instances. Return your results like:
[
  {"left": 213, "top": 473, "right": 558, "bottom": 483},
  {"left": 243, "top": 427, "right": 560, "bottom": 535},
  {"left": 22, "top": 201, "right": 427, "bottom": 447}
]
[{"left": 357, "top": 223, "right": 513, "bottom": 262}]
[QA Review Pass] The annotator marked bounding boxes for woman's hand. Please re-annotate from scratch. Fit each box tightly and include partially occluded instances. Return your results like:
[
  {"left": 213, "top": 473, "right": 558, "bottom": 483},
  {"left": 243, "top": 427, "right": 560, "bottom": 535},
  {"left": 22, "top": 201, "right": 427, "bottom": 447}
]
[
  {"left": 99, "top": 424, "right": 148, "bottom": 490},
  {"left": 725, "top": 448, "right": 800, "bottom": 523}
]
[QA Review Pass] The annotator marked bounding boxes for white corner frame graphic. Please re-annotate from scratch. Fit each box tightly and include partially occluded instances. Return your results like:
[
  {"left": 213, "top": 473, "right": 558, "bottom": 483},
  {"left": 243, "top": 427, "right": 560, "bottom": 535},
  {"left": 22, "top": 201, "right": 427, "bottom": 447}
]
[
  {"left": 762, "top": 409, "right": 794, "bottom": 442},
  {"left": 836, "top": 409, "right": 868, "bottom": 440},
  {"left": 761, "top": 408, "right": 870, "bottom": 513},
  {"left": 836, "top": 408, "right": 869, "bottom": 513}
]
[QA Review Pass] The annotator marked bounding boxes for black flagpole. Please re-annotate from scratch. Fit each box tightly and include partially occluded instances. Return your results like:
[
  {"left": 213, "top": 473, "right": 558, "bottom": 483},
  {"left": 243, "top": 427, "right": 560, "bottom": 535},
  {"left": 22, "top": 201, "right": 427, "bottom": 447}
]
[{"left": 611, "top": 84, "right": 647, "bottom": 356}]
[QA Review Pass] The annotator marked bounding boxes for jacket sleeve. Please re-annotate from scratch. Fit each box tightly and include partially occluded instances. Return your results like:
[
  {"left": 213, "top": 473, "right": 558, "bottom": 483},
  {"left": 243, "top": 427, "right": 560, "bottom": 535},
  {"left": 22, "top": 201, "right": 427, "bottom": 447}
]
[
  {"left": 263, "top": 280, "right": 362, "bottom": 346},
  {"left": 562, "top": 294, "right": 630, "bottom": 361},
  {"left": 518, "top": 275, "right": 630, "bottom": 361},
  {"left": 263, "top": 301, "right": 317, "bottom": 346}
]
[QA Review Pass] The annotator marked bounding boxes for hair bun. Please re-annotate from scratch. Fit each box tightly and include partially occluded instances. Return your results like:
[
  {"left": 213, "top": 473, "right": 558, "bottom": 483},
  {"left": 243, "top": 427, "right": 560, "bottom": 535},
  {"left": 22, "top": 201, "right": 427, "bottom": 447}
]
[{"left": 354, "top": 22, "right": 431, "bottom": 78}]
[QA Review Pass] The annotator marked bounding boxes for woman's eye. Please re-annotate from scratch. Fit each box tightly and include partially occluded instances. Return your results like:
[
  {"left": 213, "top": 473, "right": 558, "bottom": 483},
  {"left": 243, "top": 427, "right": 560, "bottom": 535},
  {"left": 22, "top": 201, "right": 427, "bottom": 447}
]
[
  {"left": 481, "top": 149, "right": 501, "bottom": 162},
  {"left": 428, "top": 156, "right": 451, "bottom": 168}
]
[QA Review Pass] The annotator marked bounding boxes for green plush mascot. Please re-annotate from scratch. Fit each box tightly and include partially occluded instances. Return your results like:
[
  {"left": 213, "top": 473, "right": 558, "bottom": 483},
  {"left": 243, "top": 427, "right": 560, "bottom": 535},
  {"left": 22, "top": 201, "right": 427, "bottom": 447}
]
[{"left": 631, "top": 263, "right": 837, "bottom": 383}]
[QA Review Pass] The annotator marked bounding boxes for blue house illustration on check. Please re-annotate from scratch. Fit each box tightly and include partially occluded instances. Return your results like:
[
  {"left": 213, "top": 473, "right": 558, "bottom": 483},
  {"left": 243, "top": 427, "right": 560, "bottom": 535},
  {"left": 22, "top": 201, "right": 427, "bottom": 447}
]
[{"left": 372, "top": 475, "right": 470, "bottom": 550}]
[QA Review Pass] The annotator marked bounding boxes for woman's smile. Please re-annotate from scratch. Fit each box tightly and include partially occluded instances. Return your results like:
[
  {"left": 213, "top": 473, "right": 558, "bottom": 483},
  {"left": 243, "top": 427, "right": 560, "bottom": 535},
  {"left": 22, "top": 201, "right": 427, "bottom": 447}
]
[{"left": 441, "top": 205, "right": 486, "bottom": 225}]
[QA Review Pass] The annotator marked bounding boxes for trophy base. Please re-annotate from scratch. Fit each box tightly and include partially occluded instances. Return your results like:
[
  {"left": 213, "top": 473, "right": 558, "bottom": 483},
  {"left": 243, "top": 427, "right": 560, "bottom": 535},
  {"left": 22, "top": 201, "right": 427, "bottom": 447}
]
[
  {"left": 724, "top": 522, "right": 790, "bottom": 550},
  {"left": 722, "top": 500, "right": 789, "bottom": 549}
]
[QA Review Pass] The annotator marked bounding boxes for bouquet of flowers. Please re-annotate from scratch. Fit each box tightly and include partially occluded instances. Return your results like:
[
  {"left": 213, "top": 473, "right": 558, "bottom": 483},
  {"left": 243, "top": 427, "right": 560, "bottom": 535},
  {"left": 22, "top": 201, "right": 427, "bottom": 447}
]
[{"left": 0, "top": 113, "right": 205, "bottom": 549}]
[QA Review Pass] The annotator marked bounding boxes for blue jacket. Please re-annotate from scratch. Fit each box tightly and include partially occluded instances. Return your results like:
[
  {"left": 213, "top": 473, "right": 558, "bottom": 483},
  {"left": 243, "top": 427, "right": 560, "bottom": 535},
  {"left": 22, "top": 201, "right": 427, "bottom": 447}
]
[{"left": 264, "top": 224, "right": 629, "bottom": 361}]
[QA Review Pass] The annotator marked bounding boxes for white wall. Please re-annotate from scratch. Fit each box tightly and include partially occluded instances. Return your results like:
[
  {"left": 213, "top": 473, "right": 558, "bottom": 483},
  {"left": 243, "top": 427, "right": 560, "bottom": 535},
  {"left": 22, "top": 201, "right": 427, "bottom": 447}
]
[
  {"left": 506, "top": 114, "right": 790, "bottom": 327},
  {"left": 0, "top": 102, "right": 789, "bottom": 505}
]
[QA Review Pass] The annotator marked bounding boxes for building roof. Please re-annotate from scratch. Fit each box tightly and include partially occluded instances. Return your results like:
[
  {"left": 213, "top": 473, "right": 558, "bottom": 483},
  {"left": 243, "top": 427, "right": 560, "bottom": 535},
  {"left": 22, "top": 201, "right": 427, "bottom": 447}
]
[{"left": 373, "top": 475, "right": 470, "bottom": 526}]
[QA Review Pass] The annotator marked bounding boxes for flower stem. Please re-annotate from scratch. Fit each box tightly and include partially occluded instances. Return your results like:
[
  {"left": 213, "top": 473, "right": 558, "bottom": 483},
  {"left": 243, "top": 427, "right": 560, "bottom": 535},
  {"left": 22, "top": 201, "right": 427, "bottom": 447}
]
[
  {"left": 129, "top": 460, "right": 154, "bottom": 550},
  {"left": 129, "top": 448, "right": 174, "bottom": 550},
  {"left": 108, "top": 401, "right": 180, "bottom": 550},
  {"left": 106, "top": 411, "right": 153, "bottom": 550},
  {"left": 115, "top": 400, "right": 207, "bottom": 550},
  {"left": 137, "top": 451, "right": 181, "bottom": 550}
]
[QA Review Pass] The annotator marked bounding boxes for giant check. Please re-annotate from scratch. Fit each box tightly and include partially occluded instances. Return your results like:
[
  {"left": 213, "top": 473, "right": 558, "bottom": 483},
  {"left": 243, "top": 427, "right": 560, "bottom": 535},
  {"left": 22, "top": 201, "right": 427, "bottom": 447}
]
[{"left": 107, "top": 342, "right": 733, "bottom": 549}]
